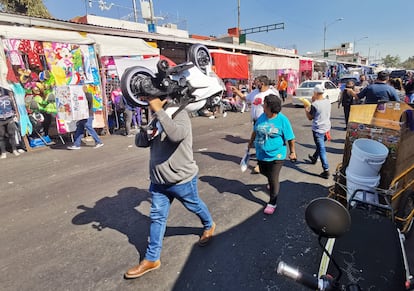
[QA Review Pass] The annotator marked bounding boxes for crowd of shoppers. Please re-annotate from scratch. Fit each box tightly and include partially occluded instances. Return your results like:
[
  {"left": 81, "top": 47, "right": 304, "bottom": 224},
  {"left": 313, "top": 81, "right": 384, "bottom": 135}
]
[{"left": 6, "top": 69, "right": 412, "bottom": 282}]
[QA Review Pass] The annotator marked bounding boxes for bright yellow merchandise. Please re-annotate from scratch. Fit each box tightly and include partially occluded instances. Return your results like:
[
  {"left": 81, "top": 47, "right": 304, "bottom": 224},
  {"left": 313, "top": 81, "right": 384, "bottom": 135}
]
[{"left": 299, "top": 97, "right": 311, "bottom": 107}]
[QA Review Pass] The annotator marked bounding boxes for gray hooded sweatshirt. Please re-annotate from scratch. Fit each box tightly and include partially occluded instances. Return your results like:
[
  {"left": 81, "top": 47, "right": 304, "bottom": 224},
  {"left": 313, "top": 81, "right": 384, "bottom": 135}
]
[{"left": 149, "top": 108, "right": 198, "bottom": 185}]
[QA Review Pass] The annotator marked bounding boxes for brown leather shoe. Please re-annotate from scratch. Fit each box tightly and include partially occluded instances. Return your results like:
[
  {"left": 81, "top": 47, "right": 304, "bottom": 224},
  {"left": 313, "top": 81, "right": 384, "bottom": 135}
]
[
  {"left": 124, "top": 259, "right": 161, "bottom": 279},
  {"left": 199, "top": 222, "right": 216, "bottom": 246}
]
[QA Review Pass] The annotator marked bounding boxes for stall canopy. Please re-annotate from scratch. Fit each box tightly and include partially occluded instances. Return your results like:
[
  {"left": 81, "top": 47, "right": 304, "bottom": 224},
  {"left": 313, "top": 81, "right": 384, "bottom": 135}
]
[
  {"left": 0, "top": 25, "right": 94, "bottom": 44},
  {"left": 88, "top": 33, "right": 159, "bottom": 56},
  {"left": 210, "top": 49, "right": 248, "bottom": 79},
  {"left": 250, "top": 55, "right": 299, "bottom": 71},
  {"left": 0, "top": 26, "right": 160, "bottom": 57}
]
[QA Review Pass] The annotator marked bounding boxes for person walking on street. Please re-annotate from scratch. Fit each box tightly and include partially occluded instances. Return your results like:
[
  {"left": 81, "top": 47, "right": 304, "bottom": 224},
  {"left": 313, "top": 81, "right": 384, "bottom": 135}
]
[
  {"left": 404, "top": 71, "right": 414, "bottom": 103},
  {"left": 67, "top": 86, "right": 104, "bottom": 150},
  {"left": 277, "top": 75, "right": 288, "bottom": 103},
  {"left": 122, "top": 95, "right": 134, "bottom": 137},
  {"left": 390, "top": 78, "right": 406, "bottom": 101},
  {"left": 305, "top": 84, "right": 331, "bottom": 179},
  {"left": 232, "top": 75, "right": 280, "bottom": 174},
  {"left": 356, "top": 71, "right": 400, "bottom": 104},
  {"left": 338, "top": 80, "right": 356, "bottom": 129},
  {"left": 124, "top": 97, "right": 215, "bottom": 279},
  {"left": 248, "top": 94, "right": 296, "bottom": 215},
  {"left": 0, "top": 87, "right": 20, "bottom": 158},
  {"left": 359, "top": 75, "right": 369, "bottom": 89}
]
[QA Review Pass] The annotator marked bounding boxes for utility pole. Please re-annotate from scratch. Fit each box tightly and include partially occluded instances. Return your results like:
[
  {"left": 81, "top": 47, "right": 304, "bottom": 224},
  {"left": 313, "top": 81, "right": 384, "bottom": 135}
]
[
  {"left": 237, "top": 0, "right": 240, "bottom": 35},
  {"left": 132, "top": 0, "right": 138, "bottom": 22},
  {"left": 323, "top": 17, "right": 344, "bottom": 58}
]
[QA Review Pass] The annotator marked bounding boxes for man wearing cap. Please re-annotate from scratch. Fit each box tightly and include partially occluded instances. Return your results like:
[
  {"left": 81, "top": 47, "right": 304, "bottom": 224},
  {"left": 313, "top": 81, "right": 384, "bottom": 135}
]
[
  {"left": 305, "top": 84, "right": 331, "bottom": 179},
  {"left": 356, "top": 71, "right": 400, "bottom": 104}
]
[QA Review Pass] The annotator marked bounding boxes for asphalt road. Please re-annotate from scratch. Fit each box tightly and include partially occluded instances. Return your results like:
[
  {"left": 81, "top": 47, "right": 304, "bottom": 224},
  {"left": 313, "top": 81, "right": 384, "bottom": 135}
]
[{"left": 1, "top": 101, "right": 412, "bottom": 291}]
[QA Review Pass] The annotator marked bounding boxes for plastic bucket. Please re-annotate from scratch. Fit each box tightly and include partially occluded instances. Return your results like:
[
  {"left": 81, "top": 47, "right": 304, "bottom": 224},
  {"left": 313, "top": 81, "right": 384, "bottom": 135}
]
[
  {"left": 347, "top": 138, "right": 389, "bottom": 177},
  {"left": 346, "top": 168, "right": 380, "bottom": 204}
]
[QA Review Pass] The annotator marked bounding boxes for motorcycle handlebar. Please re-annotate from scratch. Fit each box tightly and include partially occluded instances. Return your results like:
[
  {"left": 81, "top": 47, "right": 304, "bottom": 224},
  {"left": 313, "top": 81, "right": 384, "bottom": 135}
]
[
  {"left": 277, "top": 261, "right": 364, "bottom": 291},
  {"left": 277, "top": 261, "right": 321, "bottom": 290}
]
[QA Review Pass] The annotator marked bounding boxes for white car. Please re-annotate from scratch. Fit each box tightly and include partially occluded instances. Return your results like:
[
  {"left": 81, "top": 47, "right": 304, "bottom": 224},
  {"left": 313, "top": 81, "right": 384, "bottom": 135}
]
[{"left": 292, "top": 80, "right": 341, "bottom": 106}]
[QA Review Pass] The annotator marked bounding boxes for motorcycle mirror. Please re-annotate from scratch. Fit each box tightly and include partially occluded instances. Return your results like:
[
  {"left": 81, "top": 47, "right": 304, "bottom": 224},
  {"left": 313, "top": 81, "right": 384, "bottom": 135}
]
[{"left": 305, "top": 197, "right": 351, "bottom": 238}]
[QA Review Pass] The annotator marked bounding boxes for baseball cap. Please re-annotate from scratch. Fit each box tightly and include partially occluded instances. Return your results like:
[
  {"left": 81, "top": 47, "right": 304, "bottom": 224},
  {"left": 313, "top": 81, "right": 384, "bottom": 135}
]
[{"left": 314, "top": 84, "right": 324, "bottom": 93}]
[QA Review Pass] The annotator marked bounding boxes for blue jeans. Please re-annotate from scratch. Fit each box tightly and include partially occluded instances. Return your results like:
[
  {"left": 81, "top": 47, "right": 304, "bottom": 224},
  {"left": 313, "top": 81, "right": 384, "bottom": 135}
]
[
  {"left": 73, "top": 117, "right": 102, "bottom": 146},
  {"left": 145, "top": 175, "right": 213, "bottom": 261},
  {"left": 311, "top": 131, "right": 329, "bottom": 171}
]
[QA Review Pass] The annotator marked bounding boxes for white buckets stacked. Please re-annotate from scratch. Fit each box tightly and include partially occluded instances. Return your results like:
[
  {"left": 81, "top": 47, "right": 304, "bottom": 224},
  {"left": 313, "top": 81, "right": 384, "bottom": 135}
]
[{"left": 346, "top": 138, "right": 389, "bottom": 204}]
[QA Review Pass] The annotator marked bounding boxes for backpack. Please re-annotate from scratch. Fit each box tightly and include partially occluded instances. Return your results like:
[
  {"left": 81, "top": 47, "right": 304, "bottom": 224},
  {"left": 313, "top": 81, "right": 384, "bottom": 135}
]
[
  {"left": 0, "top": 88, "right": 15, "bottom": 120},
  {"left": 112, "top": 90, "right": 125, "bottom": 112}
]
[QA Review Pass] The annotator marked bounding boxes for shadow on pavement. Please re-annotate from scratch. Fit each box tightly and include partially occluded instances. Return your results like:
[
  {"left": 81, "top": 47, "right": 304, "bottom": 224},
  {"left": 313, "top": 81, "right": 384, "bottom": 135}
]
[
  {"left": 198, "top": 151, "right": 241, "bottom": 165},
  {"left": 72, "top": 187, "right": 152, "bottom": 260},
  {"left": 222, "top": 134, "right": 249, "bottom": 145},
  {"left": 172, "top": 180, "right": 328, "bottom": 290},
  {"left": 71, "top": 187, "right": 203, "bottom": 262},
  {"left": 200, "top": 175, "right": 267, "bottom": 206}
]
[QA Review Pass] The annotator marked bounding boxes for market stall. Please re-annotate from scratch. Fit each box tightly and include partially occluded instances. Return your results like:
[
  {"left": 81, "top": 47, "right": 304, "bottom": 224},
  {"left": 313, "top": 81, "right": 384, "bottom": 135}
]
[
  {"left": 250, "top": 54, "right": 300, "bottom": 95},
  {"left": 89, "top": 33, "right": 159, "bottom": 133},
  {"left": 0, "top": 25, "right": 105, "bottom": 149}
]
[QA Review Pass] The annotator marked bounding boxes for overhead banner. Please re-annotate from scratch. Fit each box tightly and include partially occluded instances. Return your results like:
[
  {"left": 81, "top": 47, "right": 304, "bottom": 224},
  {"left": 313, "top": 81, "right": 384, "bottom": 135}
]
[{"left": 210, "top": 50, "right": 248, "bottom": 79}]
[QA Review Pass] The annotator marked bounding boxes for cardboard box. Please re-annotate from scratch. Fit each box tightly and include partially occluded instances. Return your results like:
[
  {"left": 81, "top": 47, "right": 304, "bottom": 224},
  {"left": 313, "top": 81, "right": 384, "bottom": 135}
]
[{"left": 342, "top": 102, "right": 414, "bottom": 189}]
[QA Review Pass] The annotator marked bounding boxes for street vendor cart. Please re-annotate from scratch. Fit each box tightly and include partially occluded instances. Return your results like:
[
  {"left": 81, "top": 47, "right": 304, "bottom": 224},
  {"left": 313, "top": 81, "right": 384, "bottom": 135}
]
[
  {"left": 329, "top": 101, "right": 414, "bottom": 235},
  {"left": 316, "top": 101, "right": 414, "bottom": 290}
]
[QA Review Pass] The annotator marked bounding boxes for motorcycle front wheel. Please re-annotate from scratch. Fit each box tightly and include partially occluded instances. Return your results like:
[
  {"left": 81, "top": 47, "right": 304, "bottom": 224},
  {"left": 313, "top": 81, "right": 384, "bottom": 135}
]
[
  {"left": 187, "top": 44, "right": 211, "bottom": 75},
  {"left": 120, "top": 66, "right": 155, "bottom": 107}
]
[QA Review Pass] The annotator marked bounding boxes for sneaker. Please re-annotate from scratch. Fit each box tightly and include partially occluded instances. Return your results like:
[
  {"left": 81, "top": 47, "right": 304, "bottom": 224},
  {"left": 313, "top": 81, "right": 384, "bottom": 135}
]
[
  {"left": 67, "top": 145, "right": 81, "bottom": 150},
  {"left": 320, "top": 170, "right": 330, "bottom": 179},
  {"left": 264, "top": 204, "right": 277, "bottom": 215},
  {"left": 12, "top": 150, "right": 20, "bottom": 156},
  {"left": 0, "top": 153, "right": 6, "bottom": 159},
  {"left": 94, "top": 143, "right": 104, "bottom": 149},
  {"left": 308, "top": 154, "right": 317, "bottom": 164}
]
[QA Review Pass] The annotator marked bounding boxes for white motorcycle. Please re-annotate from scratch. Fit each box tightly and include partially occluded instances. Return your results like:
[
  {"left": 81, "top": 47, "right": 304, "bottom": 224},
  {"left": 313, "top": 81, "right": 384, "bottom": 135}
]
[{"left": 121, "top": 44, "right": 224, "bottom": 111}]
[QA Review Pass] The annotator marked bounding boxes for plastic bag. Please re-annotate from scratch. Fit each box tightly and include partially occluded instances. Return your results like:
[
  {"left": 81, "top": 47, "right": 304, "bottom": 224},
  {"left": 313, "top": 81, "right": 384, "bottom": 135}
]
[{"left": 240, "top": 148, "right": 250, "bottom": 172}]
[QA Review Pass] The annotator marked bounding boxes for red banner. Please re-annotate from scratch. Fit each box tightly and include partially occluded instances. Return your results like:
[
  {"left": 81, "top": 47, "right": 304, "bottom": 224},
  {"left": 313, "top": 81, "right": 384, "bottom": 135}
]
[{"left": 211, "top": 51, "right": 248, "bottom": 79}]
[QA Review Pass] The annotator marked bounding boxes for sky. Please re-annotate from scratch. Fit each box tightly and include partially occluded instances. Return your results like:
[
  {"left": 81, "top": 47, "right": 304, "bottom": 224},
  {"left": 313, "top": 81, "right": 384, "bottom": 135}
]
[{"left": 44, "top": 0, "right": 414, "bottom": 62}]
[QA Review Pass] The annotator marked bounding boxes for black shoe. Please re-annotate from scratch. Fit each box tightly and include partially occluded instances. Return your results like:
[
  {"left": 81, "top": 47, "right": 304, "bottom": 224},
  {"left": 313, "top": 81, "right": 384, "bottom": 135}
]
[
  {"left": 308, "top": 154, "right": 317, "bottom": 164},
  {"left": 320, "top": 170, "right": 330, "bottom": 179}
]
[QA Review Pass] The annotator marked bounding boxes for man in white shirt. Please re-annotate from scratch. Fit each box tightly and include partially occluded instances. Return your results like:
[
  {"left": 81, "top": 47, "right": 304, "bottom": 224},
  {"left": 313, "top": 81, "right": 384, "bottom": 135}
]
[{"left": 232, "top": 75, "right": 279, "bottom": 123}]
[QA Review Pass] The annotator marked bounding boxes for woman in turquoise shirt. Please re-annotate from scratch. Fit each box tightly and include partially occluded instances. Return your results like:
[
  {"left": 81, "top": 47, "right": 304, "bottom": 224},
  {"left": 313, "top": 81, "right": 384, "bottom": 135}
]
[{"left": 248, "top": 94, "right": 296, "bottom": 215}]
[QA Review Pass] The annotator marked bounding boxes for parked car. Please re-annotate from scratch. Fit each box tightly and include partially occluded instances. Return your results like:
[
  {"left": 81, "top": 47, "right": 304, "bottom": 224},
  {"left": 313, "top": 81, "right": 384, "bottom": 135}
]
[
  {"left": 292, "top": 80, "right": 341, "bottom": 106},
  {"left": 390, "top": 69, "right": 414, "bottom": 84},
  {"left": 338, "top": 76, "right": 360, "bottom": 91},
  {"left": 390, "top": 69, "right": 407, "bottom": 79}
]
